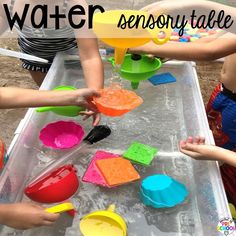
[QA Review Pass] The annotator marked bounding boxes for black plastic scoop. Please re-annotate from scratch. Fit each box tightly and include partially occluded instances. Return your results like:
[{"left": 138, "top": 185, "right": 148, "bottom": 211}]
[
  {"left": 29, "top": 125, "right": 111, "bottom": 185},
  {"left": 83, "top": 125, "right": 111, "bottom": 144}
]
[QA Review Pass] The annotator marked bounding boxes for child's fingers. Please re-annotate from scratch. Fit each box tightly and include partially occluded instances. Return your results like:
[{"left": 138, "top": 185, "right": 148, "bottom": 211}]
[
  {"left": 90, "top": 90, "right": 100, "bottom": 98},
  {"left": 92, "top": 113, "right": 101, "bottom": 126},
  {"left": 183, "top": 143, "right": 204, "bottom": 154},
  {"left": 199, "top": 137, "right": 205, "bottom": 144},
  {"left": 179, "top": 148, "right": 199, "bottom": 159},
  {"left": 186, "top": 136, "right": 193, "bottom": 144},
  {"left": 44, "top": 212, "right": 60, "bottom": 222},
  {"left": 80, "top": 111, "right": 94, "bottom": 117},
  {"left": 179, "top": 140, "right": 186, "bottom": 148},
  {"left": 82, "top": 101, "right": 98, "bottom": 113},
  {"left": 81, "top": 89, "right": 100, "bottom": 98},
  {"left": 42, "top": 220, "right": 56, "bottom": 226},
  {"left": 80, "top": 111, "right": 91, "bottom": 115},
  {"left": 193, "top": 136, "right": 201, "bottom": 144},
  {"left": 179, "top": 141, "right": 198, "bottom": 157},
  {"left": 180, "top": 142, "right": 198, "bottom": 153},
  {"left": 80, "top": 111, "right": 101, "bottom": 126},
  {"left": 32, "top": 204, "right": 44, "bottom": 210}
]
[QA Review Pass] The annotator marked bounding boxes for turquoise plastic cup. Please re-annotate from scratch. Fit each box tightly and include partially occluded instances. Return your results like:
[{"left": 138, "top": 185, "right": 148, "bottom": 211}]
[{"left": 140, "top": 174, "right": 188, "bottom": 208}]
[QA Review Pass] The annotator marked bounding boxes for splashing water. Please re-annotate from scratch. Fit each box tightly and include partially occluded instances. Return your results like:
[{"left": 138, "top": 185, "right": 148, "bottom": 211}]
[{"left": 110, "top": 64, "right": 122, "bottom": 88}]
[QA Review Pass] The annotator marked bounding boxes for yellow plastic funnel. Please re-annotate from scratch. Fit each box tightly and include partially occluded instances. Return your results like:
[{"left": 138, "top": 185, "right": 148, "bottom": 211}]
[
  {"left": 80, "top": 204, "right": 127, "bottom": 236},
  {"left": 93, "top": 10, "right": 172, "bottom": 64}
]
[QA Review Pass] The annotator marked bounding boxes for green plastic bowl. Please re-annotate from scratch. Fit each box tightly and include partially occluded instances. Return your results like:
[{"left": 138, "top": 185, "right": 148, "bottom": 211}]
[
  {"left": 36, "top": 85, "right": 85, "bottom": 117},
  {"left": 109, "top": 54, "right": 162, "bottom": 89}
]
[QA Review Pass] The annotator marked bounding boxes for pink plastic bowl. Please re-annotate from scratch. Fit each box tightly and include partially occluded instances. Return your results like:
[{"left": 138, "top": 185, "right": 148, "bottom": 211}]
[{"left": 39, "top": 121, "right": 85, "bottom": 149}]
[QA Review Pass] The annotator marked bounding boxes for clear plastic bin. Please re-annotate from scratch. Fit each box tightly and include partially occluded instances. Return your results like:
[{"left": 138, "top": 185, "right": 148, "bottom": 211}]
[{"left": 0, "top": 52, "right": 231, "bottom": 236}]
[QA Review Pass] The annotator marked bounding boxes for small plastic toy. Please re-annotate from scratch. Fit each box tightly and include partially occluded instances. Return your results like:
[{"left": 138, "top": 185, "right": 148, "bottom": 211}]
[
  {"left": 148, "top": 72, "right": 177, "bottom": 86},
  {"left": 36, "top": 85, "right": 85, "bottom": 117},
  {"left": 179, "top": 38, "right": 189, "bottom": 43},
  {"left": 170, "top": 36, "right": 179, "bottom": 42},
  {"left": 140, "top": 174, "right": 188, "bottom": 208},
  {"left": 80, "top": 204, "right": 127, "bottom": 236},
  {"left": 190, "top": 37, "right": 199, "bottom": 42},
  {"left": 123, "top": 142, "right": 157, "bottom": 166},
  {"left": 45, "top": 202, "right": 75, "bottom": 213},
  {"left": 82, "top": 151, "right": 119, "bottom": 187},
  {"left": 39, "top": 120, "right": 85, "bottom": 149},
  {"left": 24, "top": 165, "right": 79, "bottom": 203},
  {"left": 94, "top": 87, "right": 143, "bottom": 116},
  {"left": 96, "top": 157, "right": 140, "bottom": 187},
  {"left": 170, "top": 22, "right": 222, "bottom": 43}
]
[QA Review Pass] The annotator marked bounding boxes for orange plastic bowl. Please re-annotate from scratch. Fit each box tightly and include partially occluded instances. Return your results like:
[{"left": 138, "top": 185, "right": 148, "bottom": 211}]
[{"left": 94, "top": 87, "right": 143, "bottom": 117}]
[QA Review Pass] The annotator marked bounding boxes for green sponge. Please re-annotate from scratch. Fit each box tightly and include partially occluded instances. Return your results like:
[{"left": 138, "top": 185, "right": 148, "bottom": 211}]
[{"left": 123, "top": 142, "right": 158, "bottom": 166}]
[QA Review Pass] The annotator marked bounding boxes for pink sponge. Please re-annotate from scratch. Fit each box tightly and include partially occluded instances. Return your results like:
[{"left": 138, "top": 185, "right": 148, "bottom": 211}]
[{"left": 82, "top": 151, "right": 119, "bottom": 187}]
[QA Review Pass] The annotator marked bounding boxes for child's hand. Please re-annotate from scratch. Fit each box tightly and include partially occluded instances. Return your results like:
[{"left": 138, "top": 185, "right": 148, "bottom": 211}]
[
  {"left": 73, "top": 88, "right": 101, "bottom": 126},
  {"left": 180, "top": 136, "right": 236, "bottom": 166},
  {"left": 73, "top": 88, "right": 100, "bottom": 112},
  {"left": 0, "top": 203, "right": 59, "bottom": 230},
  {"left": 179, "top": 136, "right": 219, "bottom": 160},
  {"left": 80, "top": 110, "right": 101, "bottom": 127},
  {"left": 141, "top": 1, "right": 201, "bottom": 15}
]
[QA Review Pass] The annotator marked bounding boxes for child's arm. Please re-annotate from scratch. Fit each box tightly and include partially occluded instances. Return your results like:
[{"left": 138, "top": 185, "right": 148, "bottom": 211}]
[
  {"left": 0, "top": 87, "right": 99, "bottom": 110},
  {"left": 0, "top": 202, "right": 59, "bottom": 229},
  {"left": 142, "top": 0, "right": 236, "bottom": 34},
  {"left": 77, "top": 38, "right": 104, "bottom": 90},
  {"left": 66, "top": 0, "right": 104, "bottom": 91},
  {"left": 130, "top": 34, "right": 236, "bottom": 61},
  {"left": 179, "top": 136, "right": 236, "bottom": 167}
]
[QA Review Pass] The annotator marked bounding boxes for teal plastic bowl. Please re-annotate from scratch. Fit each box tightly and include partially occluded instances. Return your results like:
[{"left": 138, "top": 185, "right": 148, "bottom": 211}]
[
  {"left": 109, "top": 54, "right": 162, "bottom": 89},
  {"left": 140, "top": 174, "right": 188, "bottom": 208}
]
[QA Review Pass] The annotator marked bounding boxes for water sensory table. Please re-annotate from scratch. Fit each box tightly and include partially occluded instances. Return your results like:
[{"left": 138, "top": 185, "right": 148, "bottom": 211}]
[{"left": 0, "top": 52, "right": 230, "bottom": 236}]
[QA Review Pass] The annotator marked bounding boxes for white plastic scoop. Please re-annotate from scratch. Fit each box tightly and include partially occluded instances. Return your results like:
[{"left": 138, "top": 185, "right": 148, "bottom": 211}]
[{"left": 0, "top": 48, "right": 48, "bottom": 63}]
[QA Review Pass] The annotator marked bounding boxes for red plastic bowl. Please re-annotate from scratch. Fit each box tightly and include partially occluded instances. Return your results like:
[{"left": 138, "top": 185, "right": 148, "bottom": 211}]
[{"left": 24, "top": 165, "right": 79, "bottom": 203}]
